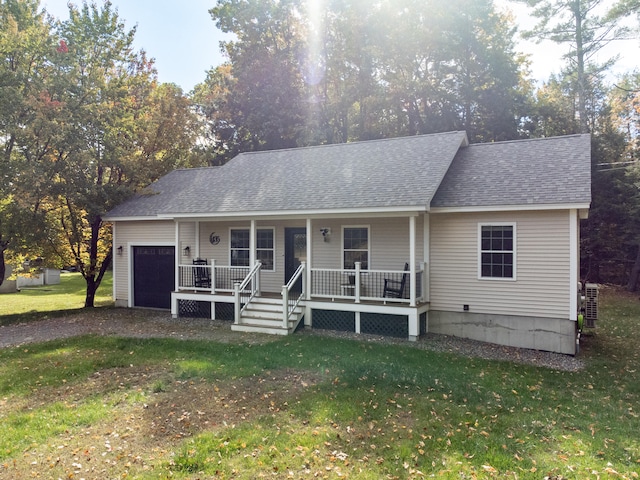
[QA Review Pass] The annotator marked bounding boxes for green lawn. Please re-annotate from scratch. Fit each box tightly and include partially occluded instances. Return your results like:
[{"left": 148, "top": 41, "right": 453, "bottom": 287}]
[
  {"left": 0, "top": 286, "right": 638, "bottom": 478},
  {"left": 0, "top": 271, "right": 113, "bottom": 322}
]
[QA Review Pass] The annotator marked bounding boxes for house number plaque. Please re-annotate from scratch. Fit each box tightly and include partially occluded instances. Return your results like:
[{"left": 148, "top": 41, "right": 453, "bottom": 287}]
[{"left": 209, "top": 232, "right": 221, "bottom": 245}]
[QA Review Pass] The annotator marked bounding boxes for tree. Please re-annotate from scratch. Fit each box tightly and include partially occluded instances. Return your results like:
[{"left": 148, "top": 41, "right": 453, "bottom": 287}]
[
  {"left": 198, "top": 0, "right": 530, "bottom": 157},
  {"left": 209, "top": 0, "right": 307, "bottom": 152},
  {"left": 607, "top": 73, "right": 640, "bottom": 289},
  {"left": 514, "top": 0, "right": 632, "bottom": 133},
  {"left": 1, "top": 1, "right": 201, "bottom": 304},
  {"left": 191, "top": 63, "right": 246, "bottom": 164},
  {"left": 44, "top": 2, "right": 201, "bottom": 306},
  {"left": 0, "top": 0, "right": 55, "bottom": 285}
]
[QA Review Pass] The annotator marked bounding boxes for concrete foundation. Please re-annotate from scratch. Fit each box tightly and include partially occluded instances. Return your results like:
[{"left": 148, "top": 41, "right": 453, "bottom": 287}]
[{"left": 428, "top": 310, "right": 577, "bottom": 355}]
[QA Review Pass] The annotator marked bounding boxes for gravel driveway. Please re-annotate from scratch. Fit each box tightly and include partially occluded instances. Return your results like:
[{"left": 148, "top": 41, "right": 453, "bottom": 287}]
[{"left": 0, "top": 308, "right": 585, "bottom": 371}]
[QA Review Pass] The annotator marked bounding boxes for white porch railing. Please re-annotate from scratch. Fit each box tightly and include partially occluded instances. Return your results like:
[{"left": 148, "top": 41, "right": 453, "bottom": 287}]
[
  {"left": 178, "top": 260, "right": 251, "bottom": 293},
  {"left": 282, "top": 261, "right": 306, "bottom": 329},
  {"left": 235, "top": 261, "right": 262, "bottom": 324},
  {"left": 310, "top": 262, "right": 427, "bottom": 305},
  {"left": 177, "top": 260, "right": 427, "bottom": 312}
]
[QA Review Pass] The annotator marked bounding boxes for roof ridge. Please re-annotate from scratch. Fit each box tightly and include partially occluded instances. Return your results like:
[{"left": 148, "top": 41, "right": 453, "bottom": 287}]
[
  {"left": 168, "top": 165, "right": 221, "bottom": 173},
  {"left": 465, "top": 134, "right": 589, "bottom": 148},
  {"left": 237, "top": 131, "right": 468, "bottom": 157}
]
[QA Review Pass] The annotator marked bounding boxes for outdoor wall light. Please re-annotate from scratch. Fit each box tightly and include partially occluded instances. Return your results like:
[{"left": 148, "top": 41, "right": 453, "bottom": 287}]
[
  {"left": 320, "top": 228, "right": 331, "bottom": 242},
  {"left": 117, "top": 245, "right": 123, "bottom": 255},
  {"left": 183, "top": 246, "right": 191, "bottom": 256}
]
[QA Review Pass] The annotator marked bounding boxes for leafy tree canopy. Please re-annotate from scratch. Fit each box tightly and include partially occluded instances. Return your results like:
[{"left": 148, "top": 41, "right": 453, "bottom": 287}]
[
  {"left": 195, "top": 0, "right": 531, "bottom": 160},
  {"left": 0, "top": 0, "right": 203, "bottom": 303}
]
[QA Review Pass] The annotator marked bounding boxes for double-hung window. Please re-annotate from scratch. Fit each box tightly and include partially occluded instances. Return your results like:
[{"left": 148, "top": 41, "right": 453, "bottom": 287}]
[
  {"left": 230, "top": 228, "right": 275, "bottom": 271},
  {"left": 479, "top": 224, "right": 515, "bottom": 279},
  {"left": 343, "top": 227, "right": 369, "bottom": 270},
  {"left": 256, "top": 228, "right": 275, "bottom": 271}
]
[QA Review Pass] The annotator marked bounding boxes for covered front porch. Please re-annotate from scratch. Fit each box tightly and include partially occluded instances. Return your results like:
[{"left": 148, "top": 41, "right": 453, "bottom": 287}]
[{"left": 170, "top": 214, "right": 431, "bottom": 340}]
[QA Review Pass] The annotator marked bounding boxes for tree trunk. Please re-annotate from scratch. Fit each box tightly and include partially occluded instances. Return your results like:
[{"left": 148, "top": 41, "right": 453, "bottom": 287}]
[
  {"left": 572, "top": 0, "right": 589, "bottom": 134},
  {"left": 627, "top": 245, "right": 640, "bottom": 291},
  {"left": 0, "top": 233, "right": 9, "bottom": 287},
  {"left": 0, "top": 248, "right": 6, "bottom": 287},
  {"left": 84, "top": 276, "right": 97, "bottom": 308},
  {"left": 82, "top": 216, "right": 112, "bottom": 307}
]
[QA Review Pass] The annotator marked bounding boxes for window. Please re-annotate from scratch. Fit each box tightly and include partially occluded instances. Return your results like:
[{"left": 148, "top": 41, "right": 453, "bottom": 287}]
[
  {"left": 343, "top": 227, "right": 369, "bottom": 269},
  {"left": 479, "top": 224, "right": 515, "bottom": 279},
  {"left": 256, "top": 228, "right": 275, "bottom": 271},
  {"left": 230, "top": 228, "right": 275, "bottom": 271},
  {"left": 230, "top": 229, "right": 250, "bottom": 267}
]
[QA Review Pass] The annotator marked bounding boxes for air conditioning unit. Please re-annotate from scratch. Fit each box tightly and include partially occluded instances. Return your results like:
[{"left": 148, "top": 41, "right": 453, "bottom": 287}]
[{"left": 584, "top": 283, "right": 598, "bottom": 328}]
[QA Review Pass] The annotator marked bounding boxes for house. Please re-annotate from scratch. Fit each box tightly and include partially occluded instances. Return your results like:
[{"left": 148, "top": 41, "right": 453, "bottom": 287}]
[{"left": 105, "top": 131, "right": 591, "bottom": 355}]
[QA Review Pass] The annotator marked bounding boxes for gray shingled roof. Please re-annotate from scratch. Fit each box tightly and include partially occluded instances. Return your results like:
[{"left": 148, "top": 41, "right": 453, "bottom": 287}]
[
  {"left": 105, "top": 132, "right": 591, "bottom": 220},
  {"left": 431, "top": 134, "right": 591, "bottom": 208},
  {"left": 105, "top": 131, "right": 467, "bottom": 218}
]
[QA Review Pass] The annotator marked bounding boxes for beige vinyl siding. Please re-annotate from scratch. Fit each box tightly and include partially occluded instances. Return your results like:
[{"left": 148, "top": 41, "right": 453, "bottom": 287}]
[
  {"left": 310, "top": 216, "right": 424, "bottom": 271},
  {"left": 196, "top": 220, "right": 304, "bottom": 293},
  {"left": 430, "top": 210, "right": 571, "bottom": 319},
  {"left": 371, "top": 216, "right": 424, "bottom": 270},
  {"left": 113, "top": 220, "right": 176, "bottom": 303},
  {"left": 311, "top": 219, "right": 343, "bottom": 269},
  {"left": 178, "top": 222, "right": 195, "bottom": 264}
]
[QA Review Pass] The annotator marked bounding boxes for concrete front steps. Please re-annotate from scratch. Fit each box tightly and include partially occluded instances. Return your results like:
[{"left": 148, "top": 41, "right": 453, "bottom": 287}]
[{"left": 231, "top": 296, "right": 304, "bottom": 335}]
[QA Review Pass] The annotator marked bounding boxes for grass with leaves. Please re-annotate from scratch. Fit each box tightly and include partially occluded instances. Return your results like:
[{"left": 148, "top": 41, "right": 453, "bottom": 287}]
[
  {"left": 0, "top": 271, "right": 113, "bottom": 324},
  {"left": 0, "top": 286, "right": 639, "bottom": 478}
]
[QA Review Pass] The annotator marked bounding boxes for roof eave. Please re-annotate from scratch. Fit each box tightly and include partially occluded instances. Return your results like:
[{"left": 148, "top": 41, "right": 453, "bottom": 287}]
[
  {"left": 151, "top": 205, "right": 429, "bottom": 221},
  {"left": 429, "top": 202, "right": 591, "bottom": 214},
  {"left": 102, "top": 215, "right": 165, "bottom": 222}
]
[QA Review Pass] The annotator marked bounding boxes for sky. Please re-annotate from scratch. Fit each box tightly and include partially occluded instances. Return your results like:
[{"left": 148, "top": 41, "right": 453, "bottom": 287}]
[{"left": 42, "top": 0, "right": 638, "bottom": 93}]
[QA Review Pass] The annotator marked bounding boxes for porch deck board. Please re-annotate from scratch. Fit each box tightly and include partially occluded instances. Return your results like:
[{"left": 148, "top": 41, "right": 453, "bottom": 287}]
[{"left": 173, "top": 288, "right": 427, "bottom": 309}]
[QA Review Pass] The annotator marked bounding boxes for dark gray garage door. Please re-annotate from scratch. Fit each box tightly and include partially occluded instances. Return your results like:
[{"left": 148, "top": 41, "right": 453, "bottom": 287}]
[{"left": 133, "top": 246, "right": 175, "bottom": 309}]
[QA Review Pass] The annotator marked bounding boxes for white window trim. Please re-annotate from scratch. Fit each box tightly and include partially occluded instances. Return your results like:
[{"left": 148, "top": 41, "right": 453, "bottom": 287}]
[
  {"left": 477, "top": 222, "right": 516, "bottom": 281},
  {"left": 256, "top": 226, "right": 276, "bottom": 272},
  {"left": 342, "top": 225, "right": 371, "bottom": 270},
  {"left": 229, "top": 227, "right": 276, "bottom": 271}
]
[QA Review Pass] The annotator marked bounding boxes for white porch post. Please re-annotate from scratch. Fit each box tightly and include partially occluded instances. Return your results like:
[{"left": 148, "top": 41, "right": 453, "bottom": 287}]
[
  {"left": 172, "top": 221, "right": 180, "bottom": 318},
  {"left": 354, "top": 262, "right": 361, "bottom": 303},
  {"left": 174, "top": 221, "right": 180, "bottom": 291},
  {"left": 282, "top": 284, "right": 289, "bottom": 329},
  {"left": 195, "top": 221, "right": 200, "bottom": 258},
  {"left": 409, "top": 215, "right": 417, "bottom": 307},
  {"left": 301, "top": 260, "right": 307, "bottom": 298},
  {"left": 305, "top": 218, "right": 313, "bottom": 327},
  {"left": 306, "top": 218, "right": 312, "bottom": 300},
  {"left": 408, "top": 215, "right": 419, "bottom": 341},
  {"left": 211, "top": 259, "right": 217, "bottom": 320},
  {"left": 112, "top": 222, "right": 117, "bottom": 304},
  {"left": 249, "top": 220, "right": 256, "bottom": 268},
  {"left": 408, "top": 311, "right": 419, "bottom": 342},
  {"left": 234, "top": 282, "right": 241, "bottom": 324},
  {"left": 424, "top": 213, "right": 430, "bottom": 302},
  {"left": 210, "top": 259, "right": 217, "bottom": 294}
]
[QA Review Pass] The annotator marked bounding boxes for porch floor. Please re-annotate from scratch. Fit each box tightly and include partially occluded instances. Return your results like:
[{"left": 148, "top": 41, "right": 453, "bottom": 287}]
[{"left": 173, "top": 288, "right": 426, "bottom": 307}]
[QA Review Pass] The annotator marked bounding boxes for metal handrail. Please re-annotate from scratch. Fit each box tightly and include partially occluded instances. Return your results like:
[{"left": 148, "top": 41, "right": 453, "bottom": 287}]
[
  {"left": 234, "top": 261, "right": 262, "bottom": 324},
  {"left": 282, "top": 261, "right": 306, "bottom": 329}
]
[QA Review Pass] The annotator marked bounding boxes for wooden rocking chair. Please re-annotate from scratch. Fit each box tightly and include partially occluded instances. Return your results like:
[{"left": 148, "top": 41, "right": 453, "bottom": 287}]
[
  {"left": 383, "top": 263, "right": 409, "bottom": 298},
  {"left": 193, "top": 258, "right": 211, "bottom": 288}
]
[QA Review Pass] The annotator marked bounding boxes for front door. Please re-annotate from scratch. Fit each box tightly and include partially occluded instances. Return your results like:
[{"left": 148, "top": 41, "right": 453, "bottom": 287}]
[{"left": 284, "top": 228, "right": 306, "bottom": 293}]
